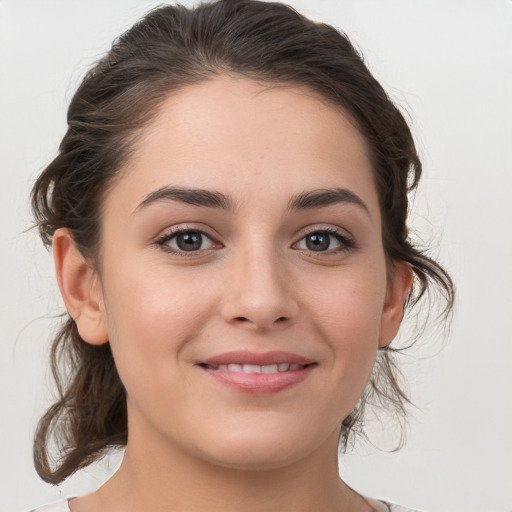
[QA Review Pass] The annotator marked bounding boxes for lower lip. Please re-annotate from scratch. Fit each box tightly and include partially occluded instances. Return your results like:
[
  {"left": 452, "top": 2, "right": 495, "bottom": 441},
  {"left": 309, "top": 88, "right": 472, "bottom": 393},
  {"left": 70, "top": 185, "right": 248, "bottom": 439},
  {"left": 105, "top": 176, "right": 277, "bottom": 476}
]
[{"left": 199, "top": 365, "right": 316, "bottom": 394}]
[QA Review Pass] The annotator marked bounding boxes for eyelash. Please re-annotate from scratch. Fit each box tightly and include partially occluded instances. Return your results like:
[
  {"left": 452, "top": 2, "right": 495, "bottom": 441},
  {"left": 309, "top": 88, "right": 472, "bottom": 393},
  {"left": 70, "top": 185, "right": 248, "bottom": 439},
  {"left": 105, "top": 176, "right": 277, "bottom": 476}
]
[
  {"left": 294, "top": 227, "right": 356, "bottom": 255},
  {"left": 154, "top": 226, "right": 355, "bottom": 257},
  {"left": 155, "top": 226, "right": 218, "bottom": 257}
]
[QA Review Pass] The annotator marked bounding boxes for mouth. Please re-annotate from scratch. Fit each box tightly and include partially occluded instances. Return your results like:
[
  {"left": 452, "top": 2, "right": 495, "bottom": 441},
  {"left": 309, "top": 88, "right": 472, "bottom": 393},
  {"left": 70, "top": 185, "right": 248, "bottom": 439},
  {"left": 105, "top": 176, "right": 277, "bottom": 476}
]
[
  {"left": 199, "top": 362, "right": 313, "bottom": 373},
  {"left": 197, "top": 351, "right": 317, "bottom": 394}
]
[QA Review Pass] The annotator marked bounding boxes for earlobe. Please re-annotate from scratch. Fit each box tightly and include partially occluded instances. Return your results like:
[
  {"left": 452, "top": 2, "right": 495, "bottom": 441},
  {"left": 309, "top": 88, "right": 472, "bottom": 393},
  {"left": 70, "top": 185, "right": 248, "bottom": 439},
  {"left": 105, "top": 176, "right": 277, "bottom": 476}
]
[
  {"left": 378, "top": 261, "right": 413, "bottom": 348},
  {"left": 53, "top": 228, "right": 109, "bottom": 346}
]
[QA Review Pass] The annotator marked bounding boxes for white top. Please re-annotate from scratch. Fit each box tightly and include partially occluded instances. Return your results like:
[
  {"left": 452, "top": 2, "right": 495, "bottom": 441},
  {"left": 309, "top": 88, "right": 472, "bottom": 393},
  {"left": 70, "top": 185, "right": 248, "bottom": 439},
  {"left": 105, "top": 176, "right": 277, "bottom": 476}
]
[{"left": 30, "top": 497, "right": 420, "bottom": 511}]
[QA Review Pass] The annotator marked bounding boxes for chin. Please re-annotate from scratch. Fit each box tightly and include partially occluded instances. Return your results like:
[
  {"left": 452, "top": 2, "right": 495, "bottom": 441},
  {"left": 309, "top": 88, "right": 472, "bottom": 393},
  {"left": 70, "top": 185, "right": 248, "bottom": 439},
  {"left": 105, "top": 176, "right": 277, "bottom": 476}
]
[
  {"left": 202, "top": 444, "right": 305, "bottom": 472},
  {"left": 192, "top": 419, "right": 333, "bottom": 471}
]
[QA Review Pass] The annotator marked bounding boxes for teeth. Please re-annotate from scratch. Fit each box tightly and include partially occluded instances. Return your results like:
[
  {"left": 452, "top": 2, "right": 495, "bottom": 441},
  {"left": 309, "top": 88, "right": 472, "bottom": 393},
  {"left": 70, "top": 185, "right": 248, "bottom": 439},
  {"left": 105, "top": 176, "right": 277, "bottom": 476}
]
[
  {"left": 213, "top": 363, "right": 304, "bottom": 373},
  {"left": 242, "top": 364, "right": 261, "bottom": 373}
]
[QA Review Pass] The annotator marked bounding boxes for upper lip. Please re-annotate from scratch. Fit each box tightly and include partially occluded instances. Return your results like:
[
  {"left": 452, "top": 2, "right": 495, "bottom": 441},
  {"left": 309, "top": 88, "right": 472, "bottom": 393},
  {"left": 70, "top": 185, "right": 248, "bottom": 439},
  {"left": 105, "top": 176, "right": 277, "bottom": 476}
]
[{"left": 199, "top": 350, "right": 315, "bottom": 367}]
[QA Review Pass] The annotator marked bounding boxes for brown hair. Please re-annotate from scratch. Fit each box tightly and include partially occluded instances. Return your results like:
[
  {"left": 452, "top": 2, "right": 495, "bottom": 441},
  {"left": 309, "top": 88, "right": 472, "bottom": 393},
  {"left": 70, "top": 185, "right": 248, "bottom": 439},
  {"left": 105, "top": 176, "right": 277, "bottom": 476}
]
[{"left": 31, "top": 0, "right": 454, "bottom": 484}]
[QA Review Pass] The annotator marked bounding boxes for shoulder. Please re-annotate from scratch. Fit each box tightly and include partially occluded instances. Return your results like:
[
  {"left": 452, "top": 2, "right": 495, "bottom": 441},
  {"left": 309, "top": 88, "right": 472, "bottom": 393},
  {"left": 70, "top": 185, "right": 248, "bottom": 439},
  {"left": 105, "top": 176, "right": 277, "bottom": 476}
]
[
  {"left": 365, "top": 496, "right": 421, "bottom": 512},
  {"left": 387, "top": 505, "right": 421, "bottom": 512},
  {"left": 389, "top": 503, "right": 418, "bottom": 512},
  {"left": 29, "top": 499, "right": 71, "bottom": 512},
  {"left": 381, "top": 501, "right": 422, "bottom": 512},
  {"left": 29, "top": 496, "right": 420, "bottom": 512}
]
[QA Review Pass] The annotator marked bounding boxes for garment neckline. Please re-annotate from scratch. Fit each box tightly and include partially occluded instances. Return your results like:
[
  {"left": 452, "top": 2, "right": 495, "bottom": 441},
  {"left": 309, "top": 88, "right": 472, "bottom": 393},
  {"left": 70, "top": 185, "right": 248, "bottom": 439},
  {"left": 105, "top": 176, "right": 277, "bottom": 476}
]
[{"left": 64, "top": 496, "right": 390, "bottom": 512}]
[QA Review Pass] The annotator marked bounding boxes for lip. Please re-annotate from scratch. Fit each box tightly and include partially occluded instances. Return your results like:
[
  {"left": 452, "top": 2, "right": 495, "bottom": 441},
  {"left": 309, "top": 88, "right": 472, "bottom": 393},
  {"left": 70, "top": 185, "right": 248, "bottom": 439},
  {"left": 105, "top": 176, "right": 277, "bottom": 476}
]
[
  {"left": 197, "top": 350, "right": 317, "bottom": 395},
  {"left": 200, "top": 350, "right": 314, "bottom": 367}
]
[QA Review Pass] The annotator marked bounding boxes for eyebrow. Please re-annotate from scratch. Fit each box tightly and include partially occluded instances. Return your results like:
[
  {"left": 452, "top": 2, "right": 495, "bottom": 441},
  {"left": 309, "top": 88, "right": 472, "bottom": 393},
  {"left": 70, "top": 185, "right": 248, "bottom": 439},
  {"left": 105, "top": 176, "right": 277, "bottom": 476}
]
[
  {"left": 134, "top": 185, "right": 370, "bottom": 217},
  {"left": 134, "top": 186, "right": 235, "bottom": 213},
  {"left": 287, "top": 188, "right": 370, "bottom": 216}
]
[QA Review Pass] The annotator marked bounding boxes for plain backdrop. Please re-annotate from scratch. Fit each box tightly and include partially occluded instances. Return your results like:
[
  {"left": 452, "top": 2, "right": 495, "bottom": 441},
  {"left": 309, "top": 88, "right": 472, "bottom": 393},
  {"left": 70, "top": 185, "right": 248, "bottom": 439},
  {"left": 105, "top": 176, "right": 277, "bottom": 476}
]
[{"left": 1, "top": 1, "right": 511, "bottom": 511}]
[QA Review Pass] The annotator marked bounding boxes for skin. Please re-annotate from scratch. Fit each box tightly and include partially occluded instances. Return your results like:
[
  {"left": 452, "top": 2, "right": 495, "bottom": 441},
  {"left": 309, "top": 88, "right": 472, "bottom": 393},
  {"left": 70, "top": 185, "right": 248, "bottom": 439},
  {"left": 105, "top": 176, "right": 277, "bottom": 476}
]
[{"left": 54, "top": 76, "right": 411, "bottom": 512}]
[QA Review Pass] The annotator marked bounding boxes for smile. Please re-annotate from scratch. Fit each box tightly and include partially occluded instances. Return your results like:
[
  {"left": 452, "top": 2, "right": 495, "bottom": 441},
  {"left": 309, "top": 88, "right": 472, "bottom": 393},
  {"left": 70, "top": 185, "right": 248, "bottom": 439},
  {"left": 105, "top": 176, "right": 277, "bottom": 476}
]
[
  {"left": 202, "top": 363, "right": 307, "bottom": 373},
  {"left": 197, "top": 351, "right": 317, "bottom": 394}
]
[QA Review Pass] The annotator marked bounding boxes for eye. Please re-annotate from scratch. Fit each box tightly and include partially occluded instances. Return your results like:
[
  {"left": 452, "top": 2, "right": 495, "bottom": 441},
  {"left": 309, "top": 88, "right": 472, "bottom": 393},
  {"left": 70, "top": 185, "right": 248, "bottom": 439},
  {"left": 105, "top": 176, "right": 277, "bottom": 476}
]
[
  {"left": 157, "top": 229, "right": 216, "bottom": 253},
  {"left": 294, "top": 229, "right": 353, "bottom": 253}
]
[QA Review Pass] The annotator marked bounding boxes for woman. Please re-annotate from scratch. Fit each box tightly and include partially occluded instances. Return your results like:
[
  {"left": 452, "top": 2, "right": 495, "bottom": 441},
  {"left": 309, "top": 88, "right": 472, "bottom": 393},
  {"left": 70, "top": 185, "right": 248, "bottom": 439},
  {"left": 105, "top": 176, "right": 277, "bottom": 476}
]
[{"left": 29, "top": 1, "right": 453, "bottom": 511}]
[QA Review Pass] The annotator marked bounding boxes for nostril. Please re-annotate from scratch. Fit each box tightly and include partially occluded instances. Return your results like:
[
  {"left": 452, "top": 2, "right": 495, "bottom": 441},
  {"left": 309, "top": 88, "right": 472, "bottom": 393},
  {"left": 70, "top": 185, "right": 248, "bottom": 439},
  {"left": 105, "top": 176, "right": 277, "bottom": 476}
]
[{"left": 232, "top": 315, "right": 289, "bottom": 327}]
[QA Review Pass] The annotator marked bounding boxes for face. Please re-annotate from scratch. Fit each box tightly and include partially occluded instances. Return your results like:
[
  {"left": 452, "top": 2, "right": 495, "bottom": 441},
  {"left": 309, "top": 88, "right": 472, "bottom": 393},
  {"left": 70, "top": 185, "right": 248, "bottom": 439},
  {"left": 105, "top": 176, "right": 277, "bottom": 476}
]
[{"left": 76, "top": 77, "right": 409, "bottom": 470}]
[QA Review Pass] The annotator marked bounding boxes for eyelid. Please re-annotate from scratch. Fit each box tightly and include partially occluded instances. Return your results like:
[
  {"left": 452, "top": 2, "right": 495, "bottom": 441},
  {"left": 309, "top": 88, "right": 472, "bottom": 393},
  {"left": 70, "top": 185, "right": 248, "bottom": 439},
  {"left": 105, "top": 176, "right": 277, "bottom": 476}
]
[
  {"left": 292, "top": 225, "right": 356, "bottom": 253},
  {"left": 154, "top": 225, "right": 222, "bottom": 256},
  {"left": 153, "top": 223, "right": 356, "bottom": 257}
]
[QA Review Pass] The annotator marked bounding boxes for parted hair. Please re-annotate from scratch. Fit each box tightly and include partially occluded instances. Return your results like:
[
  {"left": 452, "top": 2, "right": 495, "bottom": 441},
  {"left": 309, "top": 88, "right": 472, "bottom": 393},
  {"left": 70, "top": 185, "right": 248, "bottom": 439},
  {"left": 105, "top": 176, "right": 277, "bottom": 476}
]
[{"left": 31, "top": 0, "right": 454, "bottom": 484}]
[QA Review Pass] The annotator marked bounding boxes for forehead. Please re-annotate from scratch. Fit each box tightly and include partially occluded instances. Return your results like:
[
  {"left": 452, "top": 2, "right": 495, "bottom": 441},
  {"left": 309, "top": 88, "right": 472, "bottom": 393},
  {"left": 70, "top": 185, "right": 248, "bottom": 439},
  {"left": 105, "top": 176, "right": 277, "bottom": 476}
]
[{"left": 109, "top": 76, "right": 379, "bottom": 219}]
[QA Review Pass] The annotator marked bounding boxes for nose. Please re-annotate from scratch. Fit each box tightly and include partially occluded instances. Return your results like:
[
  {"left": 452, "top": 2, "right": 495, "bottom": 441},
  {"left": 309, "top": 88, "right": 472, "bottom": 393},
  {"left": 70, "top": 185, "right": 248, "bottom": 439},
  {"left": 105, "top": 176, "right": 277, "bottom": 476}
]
[{"left": 220, "top": 245, "right": 299, "bottom": 332}]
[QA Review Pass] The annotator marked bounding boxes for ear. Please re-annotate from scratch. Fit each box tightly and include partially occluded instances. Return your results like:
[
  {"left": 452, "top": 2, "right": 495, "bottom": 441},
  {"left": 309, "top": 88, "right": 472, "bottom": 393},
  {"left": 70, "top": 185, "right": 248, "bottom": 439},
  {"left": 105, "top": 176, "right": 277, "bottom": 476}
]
[
  {"left": 53, "top": 228, "right": 109, "bottom": 345},
  {"left": 378, "top": 261, "right": 413, "bottom": 348}
]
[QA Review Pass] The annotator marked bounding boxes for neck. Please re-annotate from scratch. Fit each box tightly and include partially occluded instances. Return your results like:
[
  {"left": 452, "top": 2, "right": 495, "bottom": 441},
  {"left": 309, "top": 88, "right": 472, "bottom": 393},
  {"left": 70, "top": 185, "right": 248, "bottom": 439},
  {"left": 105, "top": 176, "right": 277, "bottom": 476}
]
[{"left": 89, "top": 417, "right": 368, "bottom": 512}]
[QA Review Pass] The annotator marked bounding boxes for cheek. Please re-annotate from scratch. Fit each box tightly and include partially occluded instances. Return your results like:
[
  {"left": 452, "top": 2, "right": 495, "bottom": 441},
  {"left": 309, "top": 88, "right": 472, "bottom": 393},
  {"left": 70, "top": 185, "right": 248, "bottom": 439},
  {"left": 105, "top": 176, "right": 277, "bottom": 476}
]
[
  {"left": 309, "top": 266, "right": 386, "bottom": 330},
  {"left": 99, "top": 268, "right": 219, "bottom": 432},
  {"left": 303, "top": 260, "right": 387, "bottom": 369},
  {"left": 101, "top": 262, "right": 217, "bottom": 374}
]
